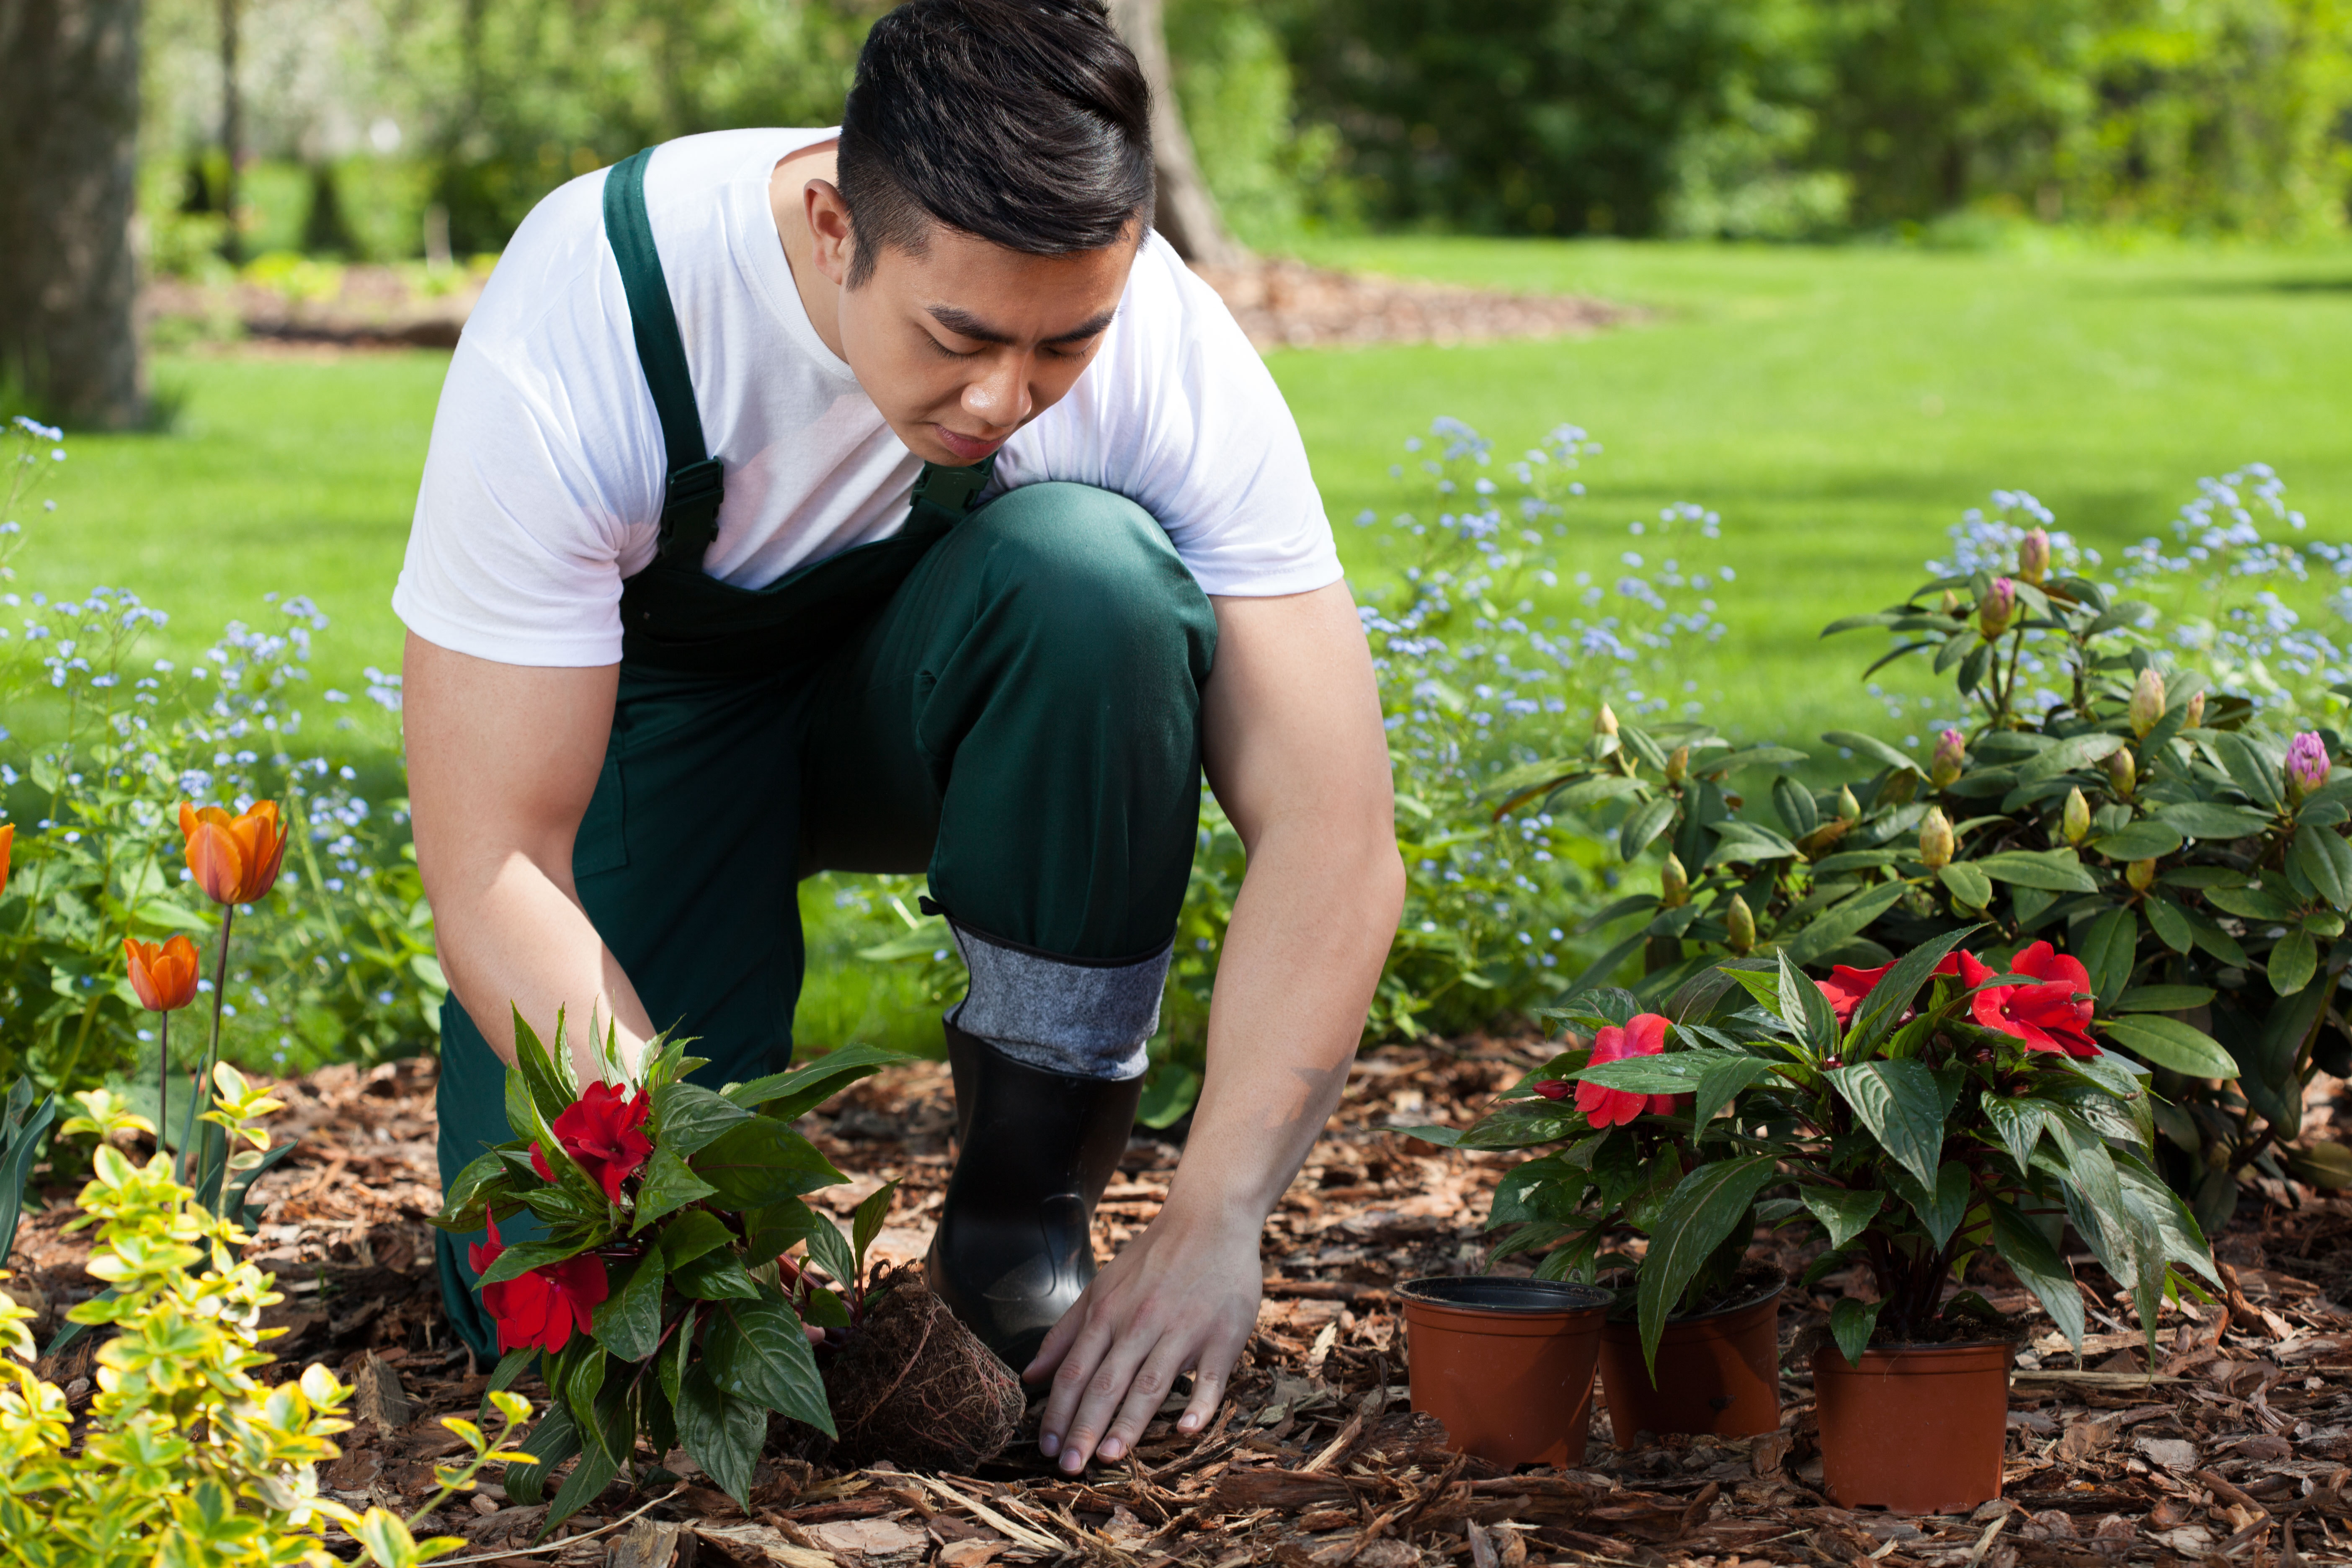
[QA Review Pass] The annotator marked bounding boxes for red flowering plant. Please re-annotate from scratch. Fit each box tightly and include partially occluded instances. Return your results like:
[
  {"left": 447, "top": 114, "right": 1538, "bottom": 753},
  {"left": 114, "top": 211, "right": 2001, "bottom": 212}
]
[
  {"left": 1417, "top": 931, "right": 2220, "bottom": 1376},
  {"left": 430, "top": 1012, "right": 910, "bottom": 1532}
]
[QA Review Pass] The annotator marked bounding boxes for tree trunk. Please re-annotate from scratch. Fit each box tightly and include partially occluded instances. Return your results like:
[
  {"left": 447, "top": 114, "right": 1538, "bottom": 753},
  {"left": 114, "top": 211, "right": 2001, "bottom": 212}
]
[
  {"left": 1106, "top": 0, "right": 1249, "bottom": 267},
  {"left": 0, "top": 0, "right": 146, "bottom": 429},
  {"left": 218, "top": 0, "right": 242, "bottom": 262}
]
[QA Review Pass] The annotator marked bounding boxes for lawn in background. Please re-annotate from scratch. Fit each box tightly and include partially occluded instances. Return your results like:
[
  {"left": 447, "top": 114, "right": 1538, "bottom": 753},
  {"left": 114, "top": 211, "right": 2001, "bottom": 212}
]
[{"left": 19, "top": 240, "right": 2352, "bottom": 1048}]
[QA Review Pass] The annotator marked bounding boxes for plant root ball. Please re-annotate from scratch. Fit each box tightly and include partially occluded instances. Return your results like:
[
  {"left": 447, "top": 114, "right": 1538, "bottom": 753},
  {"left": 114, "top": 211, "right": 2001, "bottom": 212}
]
[{"left": 822, "top": 1277, "right": 1024, "bottom": 1472}]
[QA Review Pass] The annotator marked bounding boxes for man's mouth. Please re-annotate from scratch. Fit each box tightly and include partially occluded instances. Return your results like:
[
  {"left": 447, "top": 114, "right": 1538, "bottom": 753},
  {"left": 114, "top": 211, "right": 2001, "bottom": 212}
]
[{"left": 933, "top": 425, "right": 1007, "bottom": 463}]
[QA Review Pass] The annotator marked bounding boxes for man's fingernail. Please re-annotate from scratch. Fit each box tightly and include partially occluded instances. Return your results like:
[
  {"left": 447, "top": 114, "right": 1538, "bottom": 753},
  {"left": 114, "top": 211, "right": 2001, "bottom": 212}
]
[
  {"left": 1178, "top": 1415, "right": 1199, "bottom": 1432},
  {"left": 1101, "top": 1439, "right": 1123, "bottom": 1460},
  {"left": 1061, "top": 1450, "right": 1084, "bottom": 1473},
  {"left": 1038, "top": 1431, "right": 1059, "bottom": 1457}
]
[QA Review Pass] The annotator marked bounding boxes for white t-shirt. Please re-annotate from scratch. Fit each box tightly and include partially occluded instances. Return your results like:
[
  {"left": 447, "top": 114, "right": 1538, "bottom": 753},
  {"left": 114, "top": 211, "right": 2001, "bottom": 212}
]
[{"left": 393, "top": 127, "right": 1340, "bottom": 668}]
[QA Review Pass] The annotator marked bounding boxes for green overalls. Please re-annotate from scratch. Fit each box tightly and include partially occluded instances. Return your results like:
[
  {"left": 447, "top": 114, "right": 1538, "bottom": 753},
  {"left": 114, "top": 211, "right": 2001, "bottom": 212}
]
[{"left": 433, "top": 146, "right": 1218, "bottom": 1359}]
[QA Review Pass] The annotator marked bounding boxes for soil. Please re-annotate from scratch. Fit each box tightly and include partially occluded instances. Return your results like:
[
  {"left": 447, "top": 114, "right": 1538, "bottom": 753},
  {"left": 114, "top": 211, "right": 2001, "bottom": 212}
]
[
  {"left": 819, "top": 1271, "right": 1025, "bottom": 1473},
  {"left": 142, "top": 253, "right": 1630, "bottom": 356},
  {"left": 8, "top": 1042, "right": 2352, "bottom": 1567}
]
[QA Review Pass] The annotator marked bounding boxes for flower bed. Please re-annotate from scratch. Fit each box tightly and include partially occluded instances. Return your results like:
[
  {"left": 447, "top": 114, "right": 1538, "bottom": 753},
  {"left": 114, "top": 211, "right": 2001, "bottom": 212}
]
[{"left": 8, "top": 1047, "right": 2349, "bottom": 1563}]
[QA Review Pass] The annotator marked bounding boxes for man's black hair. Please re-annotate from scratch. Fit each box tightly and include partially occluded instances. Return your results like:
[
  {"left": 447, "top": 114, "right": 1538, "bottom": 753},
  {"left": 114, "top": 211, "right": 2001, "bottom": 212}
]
[{"left": 837, "top": 0, "right": 1155, "bottom": 286}]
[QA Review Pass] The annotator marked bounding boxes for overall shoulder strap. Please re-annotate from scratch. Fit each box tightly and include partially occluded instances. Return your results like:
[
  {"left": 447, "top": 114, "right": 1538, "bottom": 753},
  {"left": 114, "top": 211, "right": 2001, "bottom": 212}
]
[{"left": 603, "top": 146, "right": 725, "bottom": 567}]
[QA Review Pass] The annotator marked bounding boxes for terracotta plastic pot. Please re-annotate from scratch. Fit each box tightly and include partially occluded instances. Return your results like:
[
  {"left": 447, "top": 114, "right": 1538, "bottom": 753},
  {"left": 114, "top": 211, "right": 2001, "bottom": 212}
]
[
  {"left": 1400, "top": 1276, "right": 1609, "bottom": 1467},
  {"left": 1598, "top": 1271, "right": 1785, "bottom": 1442},
  {"left": 1813, "top": 1340, "right": 2014, "bottom": 1513}
]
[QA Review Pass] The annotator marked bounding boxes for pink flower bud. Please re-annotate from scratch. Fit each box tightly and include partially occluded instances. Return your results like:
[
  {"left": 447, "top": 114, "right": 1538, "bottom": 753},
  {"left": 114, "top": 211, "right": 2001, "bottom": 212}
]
[
  {"left": 2017, "top": 528, "right": 2051, "bottom": 585},
  {"left": 1978, "top": 578, "right": 2017, "bottom": 639},
  {"left": 1930, "top": 729, "right": 1967, "bottom": 788},
  {"left": 2288, "top": 731, "right": 2331, "bottom": 800},
  {"left": 2129, "top": 667, "right": 2166, "bottom": 738},
  {"left": 1532, "top": 1079, "right": 1571, "bottom": 1101}
]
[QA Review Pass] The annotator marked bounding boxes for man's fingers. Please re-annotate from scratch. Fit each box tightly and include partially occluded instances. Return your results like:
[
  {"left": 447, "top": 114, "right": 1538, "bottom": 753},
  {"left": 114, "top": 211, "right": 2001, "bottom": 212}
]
[
  {"left": 1036, "top": 1305, "right": 1118, "bottom": 1457},
  {"left": 1095, "top": 1336, "right": 1194, "bottom": 1463},
  {"left": 1024, "top": 1302, "right": 1085, "bottom": 1385},
  {"left": 1050, "top": 1323, "right": 1154, "bottom": 1474},
  {"left": 1177, "top": 1347, "right": 1234, "bottom": 1434}
]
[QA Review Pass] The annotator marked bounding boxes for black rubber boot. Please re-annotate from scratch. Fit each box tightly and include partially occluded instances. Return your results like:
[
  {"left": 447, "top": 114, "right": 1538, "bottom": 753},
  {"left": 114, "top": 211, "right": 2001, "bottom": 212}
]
[{"left": 925, "top": 1016, "right": 1143, "bottom": 1373}]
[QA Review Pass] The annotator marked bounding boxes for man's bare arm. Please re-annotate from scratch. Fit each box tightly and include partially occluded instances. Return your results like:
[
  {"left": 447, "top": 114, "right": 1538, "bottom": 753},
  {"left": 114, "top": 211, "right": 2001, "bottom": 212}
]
[
  {"left": 404, "top": 632, "right": 657, "bottom": 1077},
  {"left": 1028, "top": 578, "right": 1404, "bottom": 1470}
]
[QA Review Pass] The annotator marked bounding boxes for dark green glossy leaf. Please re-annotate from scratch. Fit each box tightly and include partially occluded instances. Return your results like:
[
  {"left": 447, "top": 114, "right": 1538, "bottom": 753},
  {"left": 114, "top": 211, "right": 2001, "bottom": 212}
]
[
  {"left": 1981, "top": 1096, "right": 2051, "bottom": 1174},
  {"left": 2270, "top": 929, "right": 2319, "bottom": 995},
  {"left": 692, "top": 1117, "right": 845, "bottom": 1208},
  {"left": 1635, "top": 1155, "right": 1781, "bottom": 1373},
  {"left": 1846, "top": 925, "right": 1979, "bottom": 1056},
  {"left": 704, "top": 1293, "right": 833, "bottom": 1432},
  {"left": 851, "top": 1179, "right": 900, "bottom": 1274},
  {"left": 478, "top": 1236, "right": 598, "bottom": 1288},
  {"left": 1827, "top": 1298, "right": 1881, "bottom": 1369},
  {"left": 1576, "top": 1047, "right": 1756, "bottom": 1094},
  {"left": 2099, "top": 1016, "right": 2237, "bottom": 1078},
  {"left": 2143, "top": 894, "right": 2195, "bottom": 955},
  {"left": 2017, "top": 732, "right": 2125, "bottom": 784},
  {"left": 1975, "top": 851, "right": 2100, "bottom": 892},
  {"left": 510, "top": 1007, "right": 578, "bottom": 1126},
  {"left": 1618, "top": 794, "right": 1680, "bottom": 862},
  {"left": 1695, "top": 744, "right": 1810, "bottom": 776},
  {"left": 592, "top": 1247, "right": 666, "bottom": 1364},
  {"left": 502, "top": 1400, "right": 577, "bottom": 1507},
  {"left": 632, "top": 1145, "right": 720, "bottom": 1233},
  {"left": 1692, "top": 1057, "right": 1776, "bottom": 1136},
  {"left": 2211, "top": 732, "right": 2283, "bottom": 813},
  {"left": 1989, "top": 1197, "right": 2085, "bottom": 1352},
  {"left": 1939, "top": 861, "right": 1994, "bottom": 912},
  {"left": 1782, "top": 880, "right": 1908, "bottom": 965},
  {"left": 672, "top": 1248, "right": 763, "bottom": 1302},
  {"left": 1799, "top": 1186, "right": 1880, "bottom": 1250},
  {"left": 1822, "top": 730, "right": 1924, "bottom": 776},
  {"left": 651, "top": 1082, "right": 753, "bottom": 1158},
  {"left": 725, "top": 1042, "right": 918, "bottom": 1121},
  {"left": 1828, "top": 1061, "right": 1945, "bottom": 1192},
  {"left": 2080, "top": 905, "right": 2138, "bottom": 1006},
  {"left": 803, "top": 1212, "right": 859, "bottom": 1289},
  {"left": 659, "top": 1207, "right": 735, "bottom": 1268},
  {"left": 2091, "top": 822, "right": 2183, "bottom": 861},
  {"left": 2114, "top": 984, "right": 2214, "bottom": 1012},
  {"left": 2292, "top": 824, "right": 2352, "bottom": 908},
  {"left": 676, "top": 1367, "right": 764, "bottom": 1508},
  {"left": 2156, "top": 801, "right": 2273, "bottom": 841},
  {"left": 1888, "top": 1161, "right": 1972, "bottom": 1250},
  {"left": 433, "top": 1150, "right": 509, "bottom": 1232}
]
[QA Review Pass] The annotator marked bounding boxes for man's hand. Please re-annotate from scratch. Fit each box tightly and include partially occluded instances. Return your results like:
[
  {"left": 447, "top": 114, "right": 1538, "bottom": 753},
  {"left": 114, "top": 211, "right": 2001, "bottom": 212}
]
[{"left": 1027, "top": 580, "right": 1403, "bottom": 1471}]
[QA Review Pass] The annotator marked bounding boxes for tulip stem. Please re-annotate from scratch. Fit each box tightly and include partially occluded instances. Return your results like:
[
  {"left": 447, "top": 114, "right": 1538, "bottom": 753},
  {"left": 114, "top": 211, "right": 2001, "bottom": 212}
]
[
  {"left": 157, "top": 1013, "right": 168, "bottom": 1170},
  {"left": 181, "top": 905, "right": 237, "bottom": 1192}
]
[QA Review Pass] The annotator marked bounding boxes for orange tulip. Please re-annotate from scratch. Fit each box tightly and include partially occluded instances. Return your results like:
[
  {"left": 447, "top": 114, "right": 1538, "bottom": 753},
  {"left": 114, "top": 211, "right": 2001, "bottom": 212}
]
[
  {"left": 178, "top": 800, "right": 289, "bottom": 906},
  {"left": 0, "top": 821, "right": 11, "bottom": 897},
  {"left": 124, "top": 935, "right": 202, "bottom": 1012}
]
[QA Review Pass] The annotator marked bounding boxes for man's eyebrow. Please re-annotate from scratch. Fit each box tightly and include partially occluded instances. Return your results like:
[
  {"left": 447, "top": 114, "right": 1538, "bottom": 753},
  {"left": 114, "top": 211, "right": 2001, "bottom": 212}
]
[{"left": 927, "top": 304, "right": 1118, "bottom": 346}]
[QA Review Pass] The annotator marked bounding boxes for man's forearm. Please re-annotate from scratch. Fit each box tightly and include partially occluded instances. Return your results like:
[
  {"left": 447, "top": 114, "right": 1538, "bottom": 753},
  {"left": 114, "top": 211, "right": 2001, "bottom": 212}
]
[
  {"left": 433, "top": 854, "right": 658, "bottom": 1078},
  {"left": 1159, "top": 815, "right": 1404, "bottom": 1232}
]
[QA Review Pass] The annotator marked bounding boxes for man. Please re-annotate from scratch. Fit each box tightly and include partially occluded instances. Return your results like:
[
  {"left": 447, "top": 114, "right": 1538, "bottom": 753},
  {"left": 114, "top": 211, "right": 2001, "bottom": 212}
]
[{"left": 401, "top": 0, "right": 1401, "bottom": 1474}]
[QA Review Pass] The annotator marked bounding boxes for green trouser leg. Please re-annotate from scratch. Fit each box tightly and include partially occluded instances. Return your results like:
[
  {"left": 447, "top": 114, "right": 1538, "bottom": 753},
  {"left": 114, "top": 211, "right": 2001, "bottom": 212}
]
[{"left": 434, "top": 482, "right": 1217, "bottom": 1358}]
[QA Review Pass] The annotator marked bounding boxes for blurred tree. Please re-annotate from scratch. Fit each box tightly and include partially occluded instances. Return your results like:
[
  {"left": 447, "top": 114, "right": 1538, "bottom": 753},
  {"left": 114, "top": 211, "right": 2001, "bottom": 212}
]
[
  {"left": 1109, "top": 0, "right": 1247, "bottom": 263},
  {"left": 0, "top": 0, "right": 147, "bottom": 428}
]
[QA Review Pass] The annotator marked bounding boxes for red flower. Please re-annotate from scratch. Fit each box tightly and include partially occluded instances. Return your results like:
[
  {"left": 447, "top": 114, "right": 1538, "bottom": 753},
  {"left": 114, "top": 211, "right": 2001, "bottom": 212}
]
[
  {"left": 1815, "top": 949, "right": 1998, "bottom": 1024},
  {"left": 531, "top": 1080, "right": 654, "bottom": 1203},
  {"left": 1972, "top": 941, "right": 2099, "bottom": 1058},
  {"left": 1576, "top": 1013, "right": 1681, "bottom": 1129},
  {"left": 469, "top": 1214, "right": 610, "bottom": 1354},
  {"left": 1531, "top": 1079, "right": 1571, "bottom": 1101}
]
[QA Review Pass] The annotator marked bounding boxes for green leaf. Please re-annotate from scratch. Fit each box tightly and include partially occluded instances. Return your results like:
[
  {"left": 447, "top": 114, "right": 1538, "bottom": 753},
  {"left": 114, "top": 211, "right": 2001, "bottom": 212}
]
[
  {"left": 672, "top": 1247, "right": 763, "bottom": 1301},
  {"left": 1544, "top": 774, "right": 1648, "bottom": 812},
  {"left": 1828, "top": 1061, "right": 1946, "bottom": 1193},
  {"left": 2270, "top": 928, "right": 2319, "bottom": 996},
  {"left": 2143, "top": 895, "right": 2195, "bottom": 955},
  {"left": 851, "top": 1179, "right": 900, "bottom": 1276},
  {"left": 1575, "top": 1047, "right": 1758, "bottom": 1094},
  {"left": 631, "top": 1146, "right": 720, "bottom": 1233},
  {"left": 2206, "top": 883, "right": 2295, "bottom": 921},
  {"left": 650, "top": 1082, "right": 753, "bottom": 1158},
  {"left": 1821, "top": 731, "right": 1924, "bottom": 776},
  {"left": 592, "top": 1248, "right": 666, "bottom": 1364},
  {"left": 659, "top": 1208, "right": 736, "bottom": 1268},
  {"left": 1692, "top": 1057, "right": 1776, "bottom": 1137},
  {"left": 2016, "top": 732, "right": 2126, "bottom": 784},
  {"left": 675, "top": 1367, "right": 765, "bottom": 1508},
  {"left": 2114, "top": 984, "right": 2214, "bottom": 1012},
  {"left": 1635, "top": 1155, "right": 1781, "bottom": 1373},
  {"left": 1975, "top": 851, "right": 2100, "bottom": 892},
  {"left": 802, "top": 1212, "right": 860, "bottom": 1289},
  {"left": 2091, "top": 822, "right": 2183, "bottom": 861},
  {"left": 1781, "top": 880, "right": 1909, "bottom": 966},
  {"left": 725, "top": 1042, "right": 917, "bottom": 1121},
  {"left": 557, "top": 1344, "right": 611, "bottom": 1457},
  {"left": 2212, "top": 732, "right": 2284, "bottom": 813},
  {"left": 1617, "top": 795, "right": 1679, "bottom": 862},
  {"left": 1799, "top": 1186, "right": 1881, "bottom": 1250},
  {"left": 504, "top": 1068, "right": 539, "bottom": 1144},
  {"left": 1981, "top": 1096, "right": 2051, "bottom": 1174},
  {"left": 2292, "top": 824, "right": 2352, "bottom": 909},
  {"left": 691, "top": 1117, "right": 846, "bottom": 1207},
  {"left": 2099, "top": 1016, "right": 2238, "bottom": 1078},
  {"left": 704, "top": 1293, "right": 833, "bottom": 1433},
  {"left": 478, "top": 1237, "right": 597, "bottom": 1289},
  {"left": 1990, "top": 1197, "right": 2085, "bottom": 1353},
  {"left": 2156, "top": 802, "right": 2273, "bottom": 841},
  {"left": 1696, "top": 744, "right": 1811, "bottom": 776},
  {"left": 2080, "top": 905, "right": 2138, "bottom": 1006},
  {"left": 1890, "top": 1161, "right": 1972, "bottom": 1250},
  {"left": 502, "top": 1402, "right": 578, "bottom": 1507},
  {"left": 744, "top": 1197, "right": 823, "bottom": 1262},
  {"left": 1938, "top": 861, "right": 1994, "bottom": 912},
  {"left": 432, "top": 1149, "right": 510, "bottom": 1232},
  {"left": 510, "top": 1007, "right": 578, "bottom": 1126},
  {"left": 1827, "top": 1298, "right": 1882, "bottom": 1370}
]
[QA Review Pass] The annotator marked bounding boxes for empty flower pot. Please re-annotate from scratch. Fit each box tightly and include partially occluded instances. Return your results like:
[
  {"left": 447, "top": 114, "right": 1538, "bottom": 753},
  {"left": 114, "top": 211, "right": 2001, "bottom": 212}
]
[
  {"left": 1598, "top": 1269, "right": 1785, "bottom": 1442},
  {"left": 1400, "top": 1275, "right": 1609, "bottom": 1467},
  {"left": 1813, "top": 1340, "right": 2014, "bottom": 1513}
]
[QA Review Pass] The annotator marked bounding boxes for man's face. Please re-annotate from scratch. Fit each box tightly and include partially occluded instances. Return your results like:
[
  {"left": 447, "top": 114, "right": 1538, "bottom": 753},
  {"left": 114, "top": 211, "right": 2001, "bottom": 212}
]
[{"left": 812, "top": 191, "right": 1138, "bottom": 467}]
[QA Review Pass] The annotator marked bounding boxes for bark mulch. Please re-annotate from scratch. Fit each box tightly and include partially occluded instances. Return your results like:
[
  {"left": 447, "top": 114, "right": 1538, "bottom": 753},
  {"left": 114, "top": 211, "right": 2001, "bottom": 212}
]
[{"left": 7, "top": 1042, "right": 2351, "bottom": 1568}]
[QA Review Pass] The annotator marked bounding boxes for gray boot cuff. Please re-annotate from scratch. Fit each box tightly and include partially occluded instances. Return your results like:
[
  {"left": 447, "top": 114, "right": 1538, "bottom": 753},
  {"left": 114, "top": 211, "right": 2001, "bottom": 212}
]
[{"left": 945, "top": 918, "right": 1170, "bottom": 1082}]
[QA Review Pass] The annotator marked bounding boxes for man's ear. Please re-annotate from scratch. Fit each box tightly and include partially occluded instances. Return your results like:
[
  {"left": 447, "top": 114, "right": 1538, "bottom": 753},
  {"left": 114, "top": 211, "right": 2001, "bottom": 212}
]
[{"left": 805, "top": 178, "right": 854, "bottom": 289}]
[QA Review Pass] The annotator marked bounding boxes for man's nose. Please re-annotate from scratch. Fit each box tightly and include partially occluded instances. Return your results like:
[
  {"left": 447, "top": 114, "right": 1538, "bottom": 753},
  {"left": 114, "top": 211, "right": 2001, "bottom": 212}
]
[{"left": 963, "top": 355, "right": 1032, "bottom": 428}]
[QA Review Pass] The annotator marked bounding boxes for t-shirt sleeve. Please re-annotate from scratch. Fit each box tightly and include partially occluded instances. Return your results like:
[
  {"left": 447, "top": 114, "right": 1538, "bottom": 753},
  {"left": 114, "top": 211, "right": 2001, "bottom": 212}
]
[
  {"left": 999, "top": 235, "right": 1341, "bottom": 599},
  {"left": 393, "top": 330, "right": 661, "bottom": 668}
]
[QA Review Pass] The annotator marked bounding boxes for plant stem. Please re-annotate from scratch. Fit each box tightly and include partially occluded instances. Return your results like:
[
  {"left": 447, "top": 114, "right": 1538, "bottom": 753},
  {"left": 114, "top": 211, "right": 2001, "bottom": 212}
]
[{"left": 157, "top": 1011, "right": 168, "bottom": 1162}]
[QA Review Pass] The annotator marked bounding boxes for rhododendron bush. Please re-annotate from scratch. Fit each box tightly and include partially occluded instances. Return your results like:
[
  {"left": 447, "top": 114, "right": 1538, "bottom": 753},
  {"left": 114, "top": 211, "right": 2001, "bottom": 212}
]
[
  {"left": 430, "top": 1016, "right": 909, "bottom": 1530},
  {"left": 1412, "top": 933, "right": 2218, "bottom": 1370}
]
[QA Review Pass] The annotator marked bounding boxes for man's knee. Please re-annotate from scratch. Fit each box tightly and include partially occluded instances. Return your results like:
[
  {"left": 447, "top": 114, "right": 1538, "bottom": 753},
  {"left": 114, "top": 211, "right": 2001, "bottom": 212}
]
[{"left": 959, "top": 482, "right": 1216, "bottom": 689}]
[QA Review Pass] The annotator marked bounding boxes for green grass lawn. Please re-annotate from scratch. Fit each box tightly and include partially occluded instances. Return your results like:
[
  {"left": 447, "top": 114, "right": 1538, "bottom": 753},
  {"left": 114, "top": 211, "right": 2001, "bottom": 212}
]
[{"left": 17, "top": 239, "right": 2352, "bottom": 1051}]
